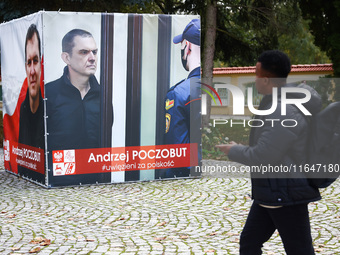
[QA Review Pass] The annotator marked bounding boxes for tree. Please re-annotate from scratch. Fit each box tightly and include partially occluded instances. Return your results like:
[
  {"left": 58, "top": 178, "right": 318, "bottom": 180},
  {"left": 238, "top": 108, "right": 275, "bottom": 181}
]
[
  {"left": 202, "top": 0, "right": 217, "bottom": 126},
  {"left": 213, "top": 0, "right": 303, "bottom": 67},
  {"left": 300, "top": 0, "right": 340, "bottom": 99},
  {"left": 278, "top": 19, "right": 330, "bottom": 64}
]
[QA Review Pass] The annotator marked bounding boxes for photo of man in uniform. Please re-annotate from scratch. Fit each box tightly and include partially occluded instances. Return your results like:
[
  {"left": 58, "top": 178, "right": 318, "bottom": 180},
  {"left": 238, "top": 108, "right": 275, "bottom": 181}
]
[
  {"left": 163, "top": 19, "right": 201, "bottom": 177},
  {"left": 19, "top": 24, "right": 45, "bottom": 150},
  {"left": 46, "top": 29, "right": 101, "bottom": 151}
]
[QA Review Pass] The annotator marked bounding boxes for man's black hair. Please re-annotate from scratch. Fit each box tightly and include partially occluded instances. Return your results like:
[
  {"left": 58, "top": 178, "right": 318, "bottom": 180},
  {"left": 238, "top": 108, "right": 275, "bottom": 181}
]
[
  {"left": 257, "top": 50, "right": 291, "bottom": 78},
  {"left": 62, "top": 29, "right": 93, "bottom": 55},
  {"left": 25, "top": 24, "right": 41, "bottom": 61}
]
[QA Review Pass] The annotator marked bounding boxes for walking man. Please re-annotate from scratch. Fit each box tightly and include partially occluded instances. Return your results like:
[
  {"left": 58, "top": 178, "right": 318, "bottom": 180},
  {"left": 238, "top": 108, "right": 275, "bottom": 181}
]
[{"left": 217, "top": 50, "right": 321, "bottom": 255}]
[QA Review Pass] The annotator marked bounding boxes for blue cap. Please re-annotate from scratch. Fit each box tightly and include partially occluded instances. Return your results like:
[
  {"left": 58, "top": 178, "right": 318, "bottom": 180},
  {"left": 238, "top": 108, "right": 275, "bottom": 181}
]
[{"left": 173, "top": 19, "right": 200, "bottom": 46}]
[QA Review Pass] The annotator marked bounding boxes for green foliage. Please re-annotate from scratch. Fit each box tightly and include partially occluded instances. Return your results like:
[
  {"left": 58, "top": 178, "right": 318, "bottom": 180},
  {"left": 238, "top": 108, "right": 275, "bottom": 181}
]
[
  {"left": 213, "top": 0, "right": 303, "bottom": 67},
  {"left": 300, "top": 0, "right": 340, "bottom": 79},
  {"left": 301, "top": 77, "right": 335, "bottom": 108},
  {"left": 121, "top": 0, "right": 163, "bottom": 13},
  {"left": 202, "top": 120, "right": 250, "bottom": 160},
  {"left": 278, "top": 19, "right": 330, "bottom": 64},
  {"left": 213, "top": 1, "right": 330, "bottom": 67}
]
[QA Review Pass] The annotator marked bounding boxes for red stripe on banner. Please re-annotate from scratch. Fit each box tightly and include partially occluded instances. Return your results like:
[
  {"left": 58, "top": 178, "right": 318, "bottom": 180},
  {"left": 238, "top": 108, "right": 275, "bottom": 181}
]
[
  {"left": 11, "top": 142, "right": 45, "bottom": 174},
  {"left": 51, "top": 143, "right": 198, "bottom": 176},
  {"left": 190, "top": 143, "right": 198, "bottom": 167}
]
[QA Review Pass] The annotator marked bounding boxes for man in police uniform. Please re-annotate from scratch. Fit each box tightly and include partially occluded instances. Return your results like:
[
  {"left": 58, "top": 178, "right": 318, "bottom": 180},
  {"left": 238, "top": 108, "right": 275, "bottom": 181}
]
[{"left": 164, "top": 19, "right": 201, "bottom": 178}]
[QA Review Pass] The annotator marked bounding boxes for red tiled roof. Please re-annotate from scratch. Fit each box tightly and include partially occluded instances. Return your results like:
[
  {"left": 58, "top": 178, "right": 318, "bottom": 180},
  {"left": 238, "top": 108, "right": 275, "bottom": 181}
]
[
  {"left": 214, "top": 66, "right": 256, "bottom": 74},
  {"left": 213, "top": 64, "right": 333, "bottom": 75},
  {"left": 290, "top": 64, "right": 333, "bottom": 72}
]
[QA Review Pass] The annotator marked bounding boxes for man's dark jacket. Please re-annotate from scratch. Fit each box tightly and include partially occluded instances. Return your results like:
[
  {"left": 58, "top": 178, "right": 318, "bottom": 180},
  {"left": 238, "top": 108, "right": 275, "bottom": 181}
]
[
  {"left": 18, "top": 89, "right": 45, "bottom": 182},
  {"left": 229, "top": 84, "right": 322, "bottom": 206},
  {"left": 46, "top": 67, "right": 100, "bottom": 151},
  {"left": 18, "top": 89, "right": 45, "bottom": 149}
]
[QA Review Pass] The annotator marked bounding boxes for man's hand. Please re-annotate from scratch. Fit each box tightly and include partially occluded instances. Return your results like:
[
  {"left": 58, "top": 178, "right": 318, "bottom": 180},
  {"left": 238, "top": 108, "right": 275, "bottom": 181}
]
[{"left": 215, "top": 141, "right": 238, "bottom": 156}]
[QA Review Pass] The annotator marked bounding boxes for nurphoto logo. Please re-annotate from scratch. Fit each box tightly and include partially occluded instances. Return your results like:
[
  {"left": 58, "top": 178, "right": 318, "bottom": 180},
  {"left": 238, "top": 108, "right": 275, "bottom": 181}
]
[
  {"left": 201, "top": 84, "right": 311, "bottom": 116},
  {"left": 197, "top": 82, "right": 312, "bottom": 128}
]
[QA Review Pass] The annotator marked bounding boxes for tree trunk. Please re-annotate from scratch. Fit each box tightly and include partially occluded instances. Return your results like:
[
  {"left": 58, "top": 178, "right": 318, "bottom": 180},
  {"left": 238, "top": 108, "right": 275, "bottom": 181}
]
[{"left": 202, "top": 0, "right": 217, "bottom": 127}]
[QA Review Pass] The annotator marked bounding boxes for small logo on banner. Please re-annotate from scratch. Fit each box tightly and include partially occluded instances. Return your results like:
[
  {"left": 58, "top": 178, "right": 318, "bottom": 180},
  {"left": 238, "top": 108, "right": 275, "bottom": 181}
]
[
  {"left": 165, "top": 99, "right": 174, "bottom": 110},
  {"left": 64, "top": 150, "right": 75, "bottom": 163},
  {"left": 165, "top": 113, "right": 171, "bottom": 133},
  {"left": 65, "top": 162, "right": 75, "bottom": 175},
  {"left": 53, "top": 150, "right": 76, "bottom": 176},
  {"left": 4, "top": 140, "right": 10, "bottom": 161},
  {"left": 54, "top": 151, "right": 63, "bottom": 162},
  {"left": 54, "top": 164, "right": 63, "bottom": 175}
]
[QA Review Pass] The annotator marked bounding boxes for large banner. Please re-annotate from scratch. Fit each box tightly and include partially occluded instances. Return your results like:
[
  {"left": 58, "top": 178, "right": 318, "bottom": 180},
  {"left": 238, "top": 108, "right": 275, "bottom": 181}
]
[
  {"left": 0, "top": 11, "right": 202, "bottom": 187},
  {"left": 0, "top": 13, "right": 45, "bottom": 184}
]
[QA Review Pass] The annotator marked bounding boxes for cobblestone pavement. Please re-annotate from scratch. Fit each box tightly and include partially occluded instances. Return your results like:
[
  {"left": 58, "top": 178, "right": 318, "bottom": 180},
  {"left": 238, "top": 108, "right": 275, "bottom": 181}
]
[{"left": 0, "top": 159, "right": 339, "bottom": 254}]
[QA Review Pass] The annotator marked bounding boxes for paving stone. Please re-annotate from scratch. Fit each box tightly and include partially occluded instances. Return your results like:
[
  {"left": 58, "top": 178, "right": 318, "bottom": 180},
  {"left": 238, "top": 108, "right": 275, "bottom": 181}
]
[{"left": 0, "top": 155, "right": 338, "bottom": 254}]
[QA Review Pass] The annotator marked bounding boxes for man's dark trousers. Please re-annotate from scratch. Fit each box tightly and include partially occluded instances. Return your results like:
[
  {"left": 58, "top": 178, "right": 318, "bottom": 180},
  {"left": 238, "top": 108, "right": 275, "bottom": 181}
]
[{"left": 240, "top": 203, "right": 315, "bottom": 255}]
